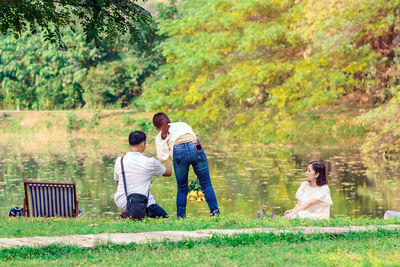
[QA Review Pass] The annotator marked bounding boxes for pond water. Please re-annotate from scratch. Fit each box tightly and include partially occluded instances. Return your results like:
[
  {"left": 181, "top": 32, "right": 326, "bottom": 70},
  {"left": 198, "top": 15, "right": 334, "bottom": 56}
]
[{"left": 0, "top": 135, "right": 399, "bottom": 219}]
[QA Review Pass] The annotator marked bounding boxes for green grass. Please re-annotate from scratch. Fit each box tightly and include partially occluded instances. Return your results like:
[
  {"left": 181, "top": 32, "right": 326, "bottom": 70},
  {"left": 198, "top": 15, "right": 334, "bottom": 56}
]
[
  {"left": 1, "top": 230, "right": 400, "bottom": 266},
  {"left": 1, "top": 215, "right": 399, "bottom": 238}
]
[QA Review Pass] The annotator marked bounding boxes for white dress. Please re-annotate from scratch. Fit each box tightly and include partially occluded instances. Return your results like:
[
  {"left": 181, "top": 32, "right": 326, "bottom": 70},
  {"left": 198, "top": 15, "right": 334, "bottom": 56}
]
[{"left": 292, "top": 181, "right": 333, "bottom": 220}]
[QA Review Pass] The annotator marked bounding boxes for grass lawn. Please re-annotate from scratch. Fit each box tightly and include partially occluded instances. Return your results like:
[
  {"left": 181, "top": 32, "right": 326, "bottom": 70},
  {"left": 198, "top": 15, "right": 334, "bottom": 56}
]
[
  {"left": 1, "top": 215, "right": 399, "bottom": 238},
  {"left": 1, "top": 230, "right": 400, "bottom": 266}
]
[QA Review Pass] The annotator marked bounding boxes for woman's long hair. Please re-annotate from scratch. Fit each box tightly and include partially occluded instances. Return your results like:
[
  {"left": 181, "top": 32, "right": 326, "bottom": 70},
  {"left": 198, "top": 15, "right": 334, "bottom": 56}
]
[
  {"left": 153, "top": 113, "right": 171, "bottom": 140},
  {"left": 308, "top": 161, "right": 328, "bottom": 186}
]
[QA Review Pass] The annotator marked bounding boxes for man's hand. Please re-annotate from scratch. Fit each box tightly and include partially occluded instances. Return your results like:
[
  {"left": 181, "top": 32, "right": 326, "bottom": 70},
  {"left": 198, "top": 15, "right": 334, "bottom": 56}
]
[{"left": 162, "top": 158, "right": 172, "bottom": 177}]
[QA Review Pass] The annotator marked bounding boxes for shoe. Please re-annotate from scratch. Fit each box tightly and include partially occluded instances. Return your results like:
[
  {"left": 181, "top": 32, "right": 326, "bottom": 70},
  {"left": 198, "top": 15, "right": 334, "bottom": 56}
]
[{"left": 210, "top": 209, "right": 220, "bottom": 217}]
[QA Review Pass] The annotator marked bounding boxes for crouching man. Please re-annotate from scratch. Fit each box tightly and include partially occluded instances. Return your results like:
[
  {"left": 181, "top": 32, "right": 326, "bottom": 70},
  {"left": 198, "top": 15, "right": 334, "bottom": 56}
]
[{"left": 114, "top": 130, "right": 171, "bottom": 219}]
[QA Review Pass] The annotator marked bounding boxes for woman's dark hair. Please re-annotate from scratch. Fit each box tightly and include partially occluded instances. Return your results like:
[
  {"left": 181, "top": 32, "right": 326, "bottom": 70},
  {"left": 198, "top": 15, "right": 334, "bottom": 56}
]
[
  {"left": 152, "top": 112, "right": 171, "bottom": 140},
  {"left": 307, "top": 161, "right": 328, "bottom": 186},
  {"left": 129, "top": 131, "right": 146, "bottom": 146}
]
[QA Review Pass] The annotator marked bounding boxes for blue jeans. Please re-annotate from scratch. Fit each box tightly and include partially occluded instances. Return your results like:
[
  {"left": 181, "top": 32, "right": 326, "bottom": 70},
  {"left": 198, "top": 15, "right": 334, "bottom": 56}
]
[
  {"left": 173, "top": 141, "right": 219, "bottom": 218},
  {"left": 121, "top": 203, "right": 168, "bottom": 219},
  {"left": 147, "top": 204, "right": 168, "bottom": 218}
]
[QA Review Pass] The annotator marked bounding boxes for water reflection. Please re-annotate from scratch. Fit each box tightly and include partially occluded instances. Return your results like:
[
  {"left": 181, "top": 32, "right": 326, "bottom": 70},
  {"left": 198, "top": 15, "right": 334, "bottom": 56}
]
[{"left": 0, "top": 137, "right": 399, "bottom": 218}]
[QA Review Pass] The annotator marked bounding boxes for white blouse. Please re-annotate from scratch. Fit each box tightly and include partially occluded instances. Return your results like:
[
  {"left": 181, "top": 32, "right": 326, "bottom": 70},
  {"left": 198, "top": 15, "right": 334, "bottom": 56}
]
[
  {"left": 155, "top": 122, "right": 197, "bottom": 161},
  {"left": 294, "top": 181, "right": 333, "bottom": 220}
]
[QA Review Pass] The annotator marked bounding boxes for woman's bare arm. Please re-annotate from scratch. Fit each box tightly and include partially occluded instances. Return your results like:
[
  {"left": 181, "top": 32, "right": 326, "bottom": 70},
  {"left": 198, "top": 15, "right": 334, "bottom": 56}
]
[
  {"left": 284, "top": 200, "right": 301, "bottom": 215},
  {"left": 162, "top": 159, "right": 172, "bottom": 177},
  {"left": 284, "top": 198, "right": 322, "bottom": 218}
]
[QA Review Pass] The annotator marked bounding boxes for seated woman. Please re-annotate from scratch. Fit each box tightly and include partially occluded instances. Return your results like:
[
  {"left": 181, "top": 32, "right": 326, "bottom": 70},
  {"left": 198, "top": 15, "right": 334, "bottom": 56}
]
[{"left": 284, "top": 161, "right": 333, "bottom": 220}]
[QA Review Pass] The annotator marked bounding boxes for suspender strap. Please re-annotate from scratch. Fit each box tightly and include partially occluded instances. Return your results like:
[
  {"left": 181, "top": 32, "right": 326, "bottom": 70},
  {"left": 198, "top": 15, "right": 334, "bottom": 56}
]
[{"left": 121, "top": 156, "right": 129, "bottom": 201}]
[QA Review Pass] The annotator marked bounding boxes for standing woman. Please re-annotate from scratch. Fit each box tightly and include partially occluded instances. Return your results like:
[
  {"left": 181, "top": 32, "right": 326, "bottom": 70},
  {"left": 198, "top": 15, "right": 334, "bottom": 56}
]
[{"left": 152, "top": 112, "right": 220, "bottom": 218}]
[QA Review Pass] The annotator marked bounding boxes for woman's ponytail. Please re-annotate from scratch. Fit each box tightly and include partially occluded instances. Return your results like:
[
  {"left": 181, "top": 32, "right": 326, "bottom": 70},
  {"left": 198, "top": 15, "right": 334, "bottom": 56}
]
[{"left": 153, "top": 113, "right": 171, "bottom": 140}]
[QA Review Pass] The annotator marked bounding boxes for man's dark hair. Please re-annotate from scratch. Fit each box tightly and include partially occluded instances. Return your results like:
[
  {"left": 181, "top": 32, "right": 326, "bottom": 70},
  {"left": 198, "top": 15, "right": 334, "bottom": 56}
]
[{"left": 129, "top": 131, "right": 146, "bottom": 146}]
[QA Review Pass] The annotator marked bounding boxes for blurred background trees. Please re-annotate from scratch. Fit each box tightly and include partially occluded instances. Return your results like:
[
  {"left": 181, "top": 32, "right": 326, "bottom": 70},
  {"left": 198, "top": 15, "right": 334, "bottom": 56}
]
[
  {"left": 0, "top": 0, "right": 399, "bottom": 156},
  {"left": 142, "top": 0, "right": 399, "bottom": 142},
  {"left": 0, "top": 0, "right": 176, "bottom": 109}
]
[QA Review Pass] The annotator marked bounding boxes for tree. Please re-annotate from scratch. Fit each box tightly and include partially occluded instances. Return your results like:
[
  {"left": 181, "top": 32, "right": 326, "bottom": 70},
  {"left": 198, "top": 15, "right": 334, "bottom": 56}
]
[
  {"left": 142, "top": 0, "right": 399, "bottom": 142},
  {"left": 0, "top": 0, "right": 153, "bottom": 48},
  {"left": 0, "top": 24, "right": 159, "bottom": 110},
  {"left": 0, "top": 1, "right": 178, "bottom": 110}
]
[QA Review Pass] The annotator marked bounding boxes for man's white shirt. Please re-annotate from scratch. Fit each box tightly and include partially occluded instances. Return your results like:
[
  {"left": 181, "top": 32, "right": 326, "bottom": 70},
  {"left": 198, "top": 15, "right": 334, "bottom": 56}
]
[{"left": 114, "top": 151, "right": 166, "bottom": 211}]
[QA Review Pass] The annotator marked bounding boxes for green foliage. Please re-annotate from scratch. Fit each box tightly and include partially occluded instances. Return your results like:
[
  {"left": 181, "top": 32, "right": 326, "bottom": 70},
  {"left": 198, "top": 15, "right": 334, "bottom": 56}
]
[
  {"left": 1, "top": 0, "right": 399, "bottom": 147},
  {"left": 81, "top": 61, "right": 142, "bottom": 109},
  {"left": 336, "top": 123, "right": 366, "bottom": 139},
  {"left": 64, "top": 111, "right": 84, "bottom": 132},
  {"left": 1, "top": 230, "right": 400, "bottom": 265},
  {"left": 135, "top": 118, "right": 154, "bottom": 133},
  {"left": 359, "top": 89, "right": 400, "bottom": 165},
  {"left": 122, "top": 114, "right": 136, "bottom": 126},
  {"left": 188, "top": 181, "right": 202, "bottom": 192},
  {"left": 357, "top": 25, "right": 400, "bottom": 163},
  {"left": 0, "top": 0, "right": 152, "bottom": 48},
  {"left": 1, "top": 230, "right": 399, "bottom": 259},
  {"left": 0, "top": 21, "right": 164, "bottom": 110},
  {"left": 143, "top": 0, "right": 399, "bottom": 142},
  {"left": 0, "top": 216, "right": 399, "bottom": 238}
]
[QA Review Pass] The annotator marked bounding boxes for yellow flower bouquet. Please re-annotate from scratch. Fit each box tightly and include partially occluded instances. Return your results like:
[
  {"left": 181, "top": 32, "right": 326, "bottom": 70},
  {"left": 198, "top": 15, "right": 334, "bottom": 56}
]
[{"left": 187, "top": 181, "right": 206, "bottom": 203}]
